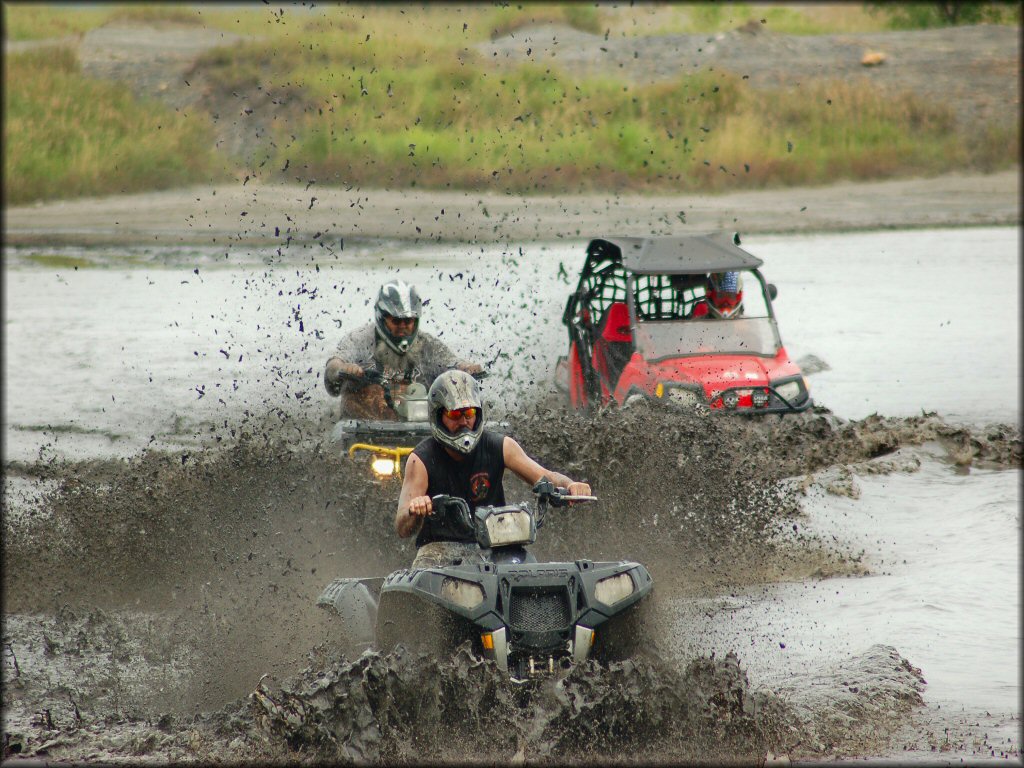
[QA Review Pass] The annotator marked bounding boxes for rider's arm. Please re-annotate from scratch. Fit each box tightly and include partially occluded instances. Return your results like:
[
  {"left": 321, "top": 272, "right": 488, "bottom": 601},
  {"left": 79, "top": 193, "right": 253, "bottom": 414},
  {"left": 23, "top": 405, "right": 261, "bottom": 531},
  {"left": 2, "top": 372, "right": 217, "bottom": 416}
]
[
  {"left": 324, "top": 356, "right": 364, "bottom": 395},
  {"left": 455, "top": 360, "right": 483, "bottom": 375},
  {"left": 395, "top": 453, "right": 431, "bottom": 538},
  {"left": 502, "top": 437, "right": 591, "bottom": 497},
  {"left": 419, "top": 332, "right": 482, "bottom": 377}
]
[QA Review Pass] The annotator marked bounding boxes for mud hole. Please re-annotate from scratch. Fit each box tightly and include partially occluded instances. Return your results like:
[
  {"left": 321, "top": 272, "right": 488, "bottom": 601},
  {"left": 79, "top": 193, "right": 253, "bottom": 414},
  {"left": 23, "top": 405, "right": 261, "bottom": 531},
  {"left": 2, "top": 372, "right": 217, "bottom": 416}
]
[{"left": 2, "top": 405, "right": 1018, "bottom": 763}]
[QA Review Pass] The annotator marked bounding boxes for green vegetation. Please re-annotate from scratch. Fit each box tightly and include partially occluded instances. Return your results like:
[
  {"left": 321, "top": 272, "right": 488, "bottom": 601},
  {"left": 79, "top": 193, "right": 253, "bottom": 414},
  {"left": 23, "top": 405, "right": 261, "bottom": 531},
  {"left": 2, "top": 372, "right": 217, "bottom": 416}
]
[
  {"left": 4, "top": 47, "right": 225, "bottom": 204},
  {"left": 866, "top": 2, "right": 1020, "bottom": 29},
  {"left": 3, "top": 3, "right": 1019, "bottom": 205},
  {"left": 19, "top": 252, "right": 94, "bottom": 269},
  {"left": 1, "top": 3, "right": 257, "bottom": 40}
]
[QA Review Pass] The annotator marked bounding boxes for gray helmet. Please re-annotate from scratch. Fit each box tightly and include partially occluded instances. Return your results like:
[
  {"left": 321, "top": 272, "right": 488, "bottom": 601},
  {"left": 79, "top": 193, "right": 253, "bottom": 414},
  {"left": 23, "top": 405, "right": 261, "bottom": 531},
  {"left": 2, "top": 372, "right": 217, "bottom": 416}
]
[
  {"left": 428, "top": 370, "right": 484, "bottom": 454},
  {"left": 374, "top": 279, "right": 423, "bottom": 355}
]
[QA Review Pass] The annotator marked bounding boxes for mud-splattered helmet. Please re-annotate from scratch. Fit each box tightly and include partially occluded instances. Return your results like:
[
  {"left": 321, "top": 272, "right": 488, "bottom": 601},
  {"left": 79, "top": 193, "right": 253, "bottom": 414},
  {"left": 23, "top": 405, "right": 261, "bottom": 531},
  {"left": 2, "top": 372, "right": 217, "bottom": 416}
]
[
  {"left": 374, "top": 280, "right": 422, "bottom": 354},
  {"left": 707, "top": 271, "right": 744, "bottom": 319},
  {"left": 428, "top": 370, "right": 484, "bottom": 454}
]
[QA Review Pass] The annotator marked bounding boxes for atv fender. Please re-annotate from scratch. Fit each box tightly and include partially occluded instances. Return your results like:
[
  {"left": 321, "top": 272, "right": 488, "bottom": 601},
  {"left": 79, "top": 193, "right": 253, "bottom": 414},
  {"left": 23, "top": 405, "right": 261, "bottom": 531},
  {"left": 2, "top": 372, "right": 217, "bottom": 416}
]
[{"left": 317, "top": 577, "right": 384, "bottom": 651}]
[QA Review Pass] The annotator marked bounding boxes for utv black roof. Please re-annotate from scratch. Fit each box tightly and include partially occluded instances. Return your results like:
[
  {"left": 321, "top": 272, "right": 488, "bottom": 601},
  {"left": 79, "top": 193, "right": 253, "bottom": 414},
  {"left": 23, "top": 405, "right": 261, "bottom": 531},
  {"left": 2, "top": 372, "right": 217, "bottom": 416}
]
[{"left": 587, "top": 233, "right": 763, "bottom": 275}]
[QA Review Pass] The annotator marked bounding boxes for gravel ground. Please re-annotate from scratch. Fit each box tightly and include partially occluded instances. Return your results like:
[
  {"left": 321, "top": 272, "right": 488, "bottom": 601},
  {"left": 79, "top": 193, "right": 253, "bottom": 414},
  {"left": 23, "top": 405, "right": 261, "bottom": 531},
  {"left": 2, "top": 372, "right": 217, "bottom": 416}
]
[
  {"left": 477, "top": 23, "right": 1020, "bottom": 130},
  {"left": 3, "top": 170, "right": 1019, "bottom": 247}
]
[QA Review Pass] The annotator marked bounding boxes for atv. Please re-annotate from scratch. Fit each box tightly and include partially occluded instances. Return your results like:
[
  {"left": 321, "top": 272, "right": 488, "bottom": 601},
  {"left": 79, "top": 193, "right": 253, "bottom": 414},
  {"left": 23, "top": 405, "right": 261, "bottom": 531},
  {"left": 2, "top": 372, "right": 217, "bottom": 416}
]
[
  {"left": 329, "top": 369, "right": 432, "bottom": 479},
  {"left": 554, "top": 233, "right": 811, "bottom": 414},
  {"left": 317, "top": 481, "right": 654, "bottom": 683}
]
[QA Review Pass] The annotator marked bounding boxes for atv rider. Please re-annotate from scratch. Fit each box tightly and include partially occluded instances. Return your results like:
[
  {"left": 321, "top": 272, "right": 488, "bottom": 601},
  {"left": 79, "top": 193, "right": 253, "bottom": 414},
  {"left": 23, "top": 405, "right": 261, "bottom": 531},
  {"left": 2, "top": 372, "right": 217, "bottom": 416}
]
[
  {"left": 324, "top": 279, "right": 482, "bottom": 419},
  {"left": 396, "top": 370, "right": 591, "bottom": 568}
]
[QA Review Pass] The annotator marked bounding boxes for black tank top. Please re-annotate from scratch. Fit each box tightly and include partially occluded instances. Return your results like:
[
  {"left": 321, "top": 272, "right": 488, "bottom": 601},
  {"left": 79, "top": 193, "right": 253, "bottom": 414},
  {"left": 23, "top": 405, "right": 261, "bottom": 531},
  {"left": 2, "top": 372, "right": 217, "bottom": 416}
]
[{"left": 412, "top": 430, "right": 507, "bottom": 547}]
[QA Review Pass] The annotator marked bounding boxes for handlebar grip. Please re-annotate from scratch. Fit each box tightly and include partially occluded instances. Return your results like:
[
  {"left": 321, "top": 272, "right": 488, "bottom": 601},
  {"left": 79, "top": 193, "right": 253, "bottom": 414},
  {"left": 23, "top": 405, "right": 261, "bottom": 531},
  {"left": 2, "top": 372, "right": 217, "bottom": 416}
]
[
  {"left": 557, "top": 495, "right": 597, "bottom": 503},
  {"left": 428, "top": 494, "right": 458, "bottom": 518},
  {"left": 428, "top": 494, "right": 447, "bottom": 516}
]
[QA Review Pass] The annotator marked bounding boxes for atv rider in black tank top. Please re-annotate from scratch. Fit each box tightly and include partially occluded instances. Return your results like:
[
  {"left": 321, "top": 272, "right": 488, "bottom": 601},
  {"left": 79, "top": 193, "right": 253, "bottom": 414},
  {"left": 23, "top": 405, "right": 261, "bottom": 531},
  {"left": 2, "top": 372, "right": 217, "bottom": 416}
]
[{"left": 397, "top": 370, "right": 591, "bottom": 569}]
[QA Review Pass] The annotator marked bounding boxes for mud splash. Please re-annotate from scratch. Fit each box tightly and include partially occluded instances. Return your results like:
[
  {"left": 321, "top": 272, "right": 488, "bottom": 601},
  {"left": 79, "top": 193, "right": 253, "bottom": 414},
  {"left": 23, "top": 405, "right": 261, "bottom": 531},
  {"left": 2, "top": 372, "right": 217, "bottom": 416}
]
[
  {"left": 2, "top": 405, "right": 1018, "bottom": 762},
  {"left": 248, "top": 644, "right": 800, "bottom": 764}
]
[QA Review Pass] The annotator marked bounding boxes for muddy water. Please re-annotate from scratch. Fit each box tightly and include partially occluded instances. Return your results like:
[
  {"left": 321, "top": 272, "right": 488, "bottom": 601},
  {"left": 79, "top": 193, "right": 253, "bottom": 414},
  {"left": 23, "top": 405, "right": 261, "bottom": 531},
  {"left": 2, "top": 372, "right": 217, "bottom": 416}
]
[{"left": 2, "top": 227, "right": 1019, "bottom": 762}]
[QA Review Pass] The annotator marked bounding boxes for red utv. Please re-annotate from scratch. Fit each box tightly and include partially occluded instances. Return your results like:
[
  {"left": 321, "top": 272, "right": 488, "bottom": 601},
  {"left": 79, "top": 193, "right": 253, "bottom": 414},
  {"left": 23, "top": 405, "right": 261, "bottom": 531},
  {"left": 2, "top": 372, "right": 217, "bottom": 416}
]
[{"left": 553, "top": 234, "right": 811, "bottom": 414}]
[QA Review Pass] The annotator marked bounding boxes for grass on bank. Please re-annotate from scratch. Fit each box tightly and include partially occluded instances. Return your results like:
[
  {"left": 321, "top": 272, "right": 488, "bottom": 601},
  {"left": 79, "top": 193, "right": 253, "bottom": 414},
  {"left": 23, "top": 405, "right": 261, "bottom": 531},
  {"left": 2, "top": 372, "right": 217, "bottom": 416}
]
[
  {"left": 3, "top": 47, "right": 225, "bottom": 204},
  {"left": 6, "top": 3, "right": 1019, "bottom": 41},
  {"left": 190, "top": 25, "right": 1016, "bottom": 194},
  {"left": 3, "top": 3, "right": 1019, "bottom": 204}
]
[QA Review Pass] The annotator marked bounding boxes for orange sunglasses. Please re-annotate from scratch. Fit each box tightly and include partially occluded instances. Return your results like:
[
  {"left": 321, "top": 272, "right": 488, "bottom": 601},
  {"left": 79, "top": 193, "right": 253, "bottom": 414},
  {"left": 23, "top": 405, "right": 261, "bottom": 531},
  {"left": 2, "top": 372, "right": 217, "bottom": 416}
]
[{"left": 443, "top": 407, "right": 479, "bottom": 421}]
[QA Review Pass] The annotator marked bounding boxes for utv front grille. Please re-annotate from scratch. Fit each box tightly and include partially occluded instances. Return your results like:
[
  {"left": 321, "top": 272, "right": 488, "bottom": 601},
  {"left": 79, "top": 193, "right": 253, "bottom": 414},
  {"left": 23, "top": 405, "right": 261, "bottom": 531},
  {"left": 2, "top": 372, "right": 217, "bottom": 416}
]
[{"left": 509, "top": 589, "right": 571, "bottom": 633}]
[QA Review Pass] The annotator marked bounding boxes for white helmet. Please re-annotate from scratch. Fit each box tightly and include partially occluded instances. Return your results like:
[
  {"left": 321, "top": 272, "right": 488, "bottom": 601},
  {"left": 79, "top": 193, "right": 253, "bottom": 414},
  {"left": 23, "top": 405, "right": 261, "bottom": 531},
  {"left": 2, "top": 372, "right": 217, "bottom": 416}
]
[
  {"left": 374, "top": 279, "right": 422, "bottom": 354},
  {"left": 428, "top": 370, "right": 484, "bottom": 454}
]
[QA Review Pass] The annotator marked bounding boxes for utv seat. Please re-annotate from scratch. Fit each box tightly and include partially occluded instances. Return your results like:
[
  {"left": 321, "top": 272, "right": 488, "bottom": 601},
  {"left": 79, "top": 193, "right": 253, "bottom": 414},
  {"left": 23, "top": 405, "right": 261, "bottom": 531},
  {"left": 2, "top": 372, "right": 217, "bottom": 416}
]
[{"left": 592, "top": 302, "right": 634, "bottom": 397}]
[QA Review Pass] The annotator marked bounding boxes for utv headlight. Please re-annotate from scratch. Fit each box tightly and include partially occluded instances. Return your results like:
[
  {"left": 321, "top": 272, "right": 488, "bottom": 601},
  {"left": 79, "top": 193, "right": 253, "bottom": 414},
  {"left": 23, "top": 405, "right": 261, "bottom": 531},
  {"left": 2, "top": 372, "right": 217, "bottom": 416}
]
[
  {"left": 440, "top": 577, "right": 484, "bottom": 610},
  {"left": 722, "top": 390, "right": 740, "bottom": 409},
  {"left": 751, "top": 388, "right": 769, "bottom": 408},
  {"left": 656, "top": 383, "right": 701, "bottom": 407},
  {"left": 774, "top": 377, "right": 806, "bottom": 402},
  {"left": 595, "top": 572, "right": 635, "bottom": 606}
]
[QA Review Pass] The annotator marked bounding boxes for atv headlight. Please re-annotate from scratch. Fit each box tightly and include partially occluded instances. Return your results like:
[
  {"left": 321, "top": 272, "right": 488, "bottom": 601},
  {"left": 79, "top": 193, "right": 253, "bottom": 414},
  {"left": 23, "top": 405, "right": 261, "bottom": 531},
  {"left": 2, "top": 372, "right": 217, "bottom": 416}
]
[
  {"left": 483, "top": 509, "right": 534, "bottom": 547},
  {"left": 371, "top": 457, "right": 397, "bottom": 477},
  {"left": 595, "top": 572, "right": 634, "bottom": 606},
  {"left": 440, "top": 577, "right": 484, "bottom": 610},
  {"left": 406, "top": 400, "right": 429, "bottom": 422}
]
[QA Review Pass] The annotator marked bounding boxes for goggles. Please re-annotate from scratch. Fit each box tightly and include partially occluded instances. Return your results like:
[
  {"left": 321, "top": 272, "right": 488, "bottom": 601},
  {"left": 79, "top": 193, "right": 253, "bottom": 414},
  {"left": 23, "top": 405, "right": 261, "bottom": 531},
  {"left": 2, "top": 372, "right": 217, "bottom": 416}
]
[
  {"left": 708, "top": 289, "right": 742, "bottom": 310},
  {"left": 443, "top": 406, "right": 479, "bottom": 422}
]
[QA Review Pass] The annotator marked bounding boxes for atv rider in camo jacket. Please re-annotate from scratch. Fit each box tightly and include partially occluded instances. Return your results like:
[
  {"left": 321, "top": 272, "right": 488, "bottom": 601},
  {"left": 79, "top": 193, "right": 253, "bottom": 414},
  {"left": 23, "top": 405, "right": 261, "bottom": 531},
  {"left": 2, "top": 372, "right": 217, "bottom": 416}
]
[{"left": 324, "top": 279, "right": 482, "bottom": 419}]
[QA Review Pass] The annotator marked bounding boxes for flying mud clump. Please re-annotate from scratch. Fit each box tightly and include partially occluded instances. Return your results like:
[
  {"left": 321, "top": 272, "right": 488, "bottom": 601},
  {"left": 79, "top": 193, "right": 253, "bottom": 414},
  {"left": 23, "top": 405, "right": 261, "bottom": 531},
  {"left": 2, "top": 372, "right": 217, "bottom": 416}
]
[{"left": 247, "top": 643, "right": 801, "bottom": 764}]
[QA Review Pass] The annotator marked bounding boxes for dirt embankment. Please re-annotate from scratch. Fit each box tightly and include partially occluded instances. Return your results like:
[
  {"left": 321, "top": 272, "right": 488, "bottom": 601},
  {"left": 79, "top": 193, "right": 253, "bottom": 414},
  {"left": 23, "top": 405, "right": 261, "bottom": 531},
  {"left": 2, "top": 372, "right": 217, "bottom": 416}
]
[{"left": 2, "top": 21, "right": 1020, "bottom": 246}]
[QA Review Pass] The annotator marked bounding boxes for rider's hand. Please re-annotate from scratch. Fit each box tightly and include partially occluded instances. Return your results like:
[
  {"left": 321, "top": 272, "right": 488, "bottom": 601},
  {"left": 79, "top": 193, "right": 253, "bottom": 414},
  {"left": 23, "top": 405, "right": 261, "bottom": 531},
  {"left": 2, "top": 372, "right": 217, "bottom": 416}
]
[
  {"left": 340, "top": 362, "right": 365, "bottom": 378},
  {"left": 457, "top": 361, "right": 483, "bottom": 375},
  {"left": 567, "top": 481, "right": 591, "bottom": 498},
  {"left": 408, "top": 495, "right": 433, "bottom": 517}
]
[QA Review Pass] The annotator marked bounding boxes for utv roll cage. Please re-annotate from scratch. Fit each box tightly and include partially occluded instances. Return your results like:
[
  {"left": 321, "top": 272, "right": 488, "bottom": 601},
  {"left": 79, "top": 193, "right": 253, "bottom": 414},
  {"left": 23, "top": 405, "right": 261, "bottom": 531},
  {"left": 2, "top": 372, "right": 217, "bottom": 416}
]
[{"left": 561, "top": 233, "right": 778, "bottom": 403}]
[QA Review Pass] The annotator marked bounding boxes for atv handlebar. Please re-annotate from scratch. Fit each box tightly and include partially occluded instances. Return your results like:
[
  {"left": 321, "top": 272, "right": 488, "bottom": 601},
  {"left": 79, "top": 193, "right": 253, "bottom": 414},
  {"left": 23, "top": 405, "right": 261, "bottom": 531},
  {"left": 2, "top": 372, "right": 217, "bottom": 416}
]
[
  {"left": 531, "top": 479, "right": 596, "bottom": 508},
  {"left": 338, "top": 367, "right": 396, "bottom": 410},
  {"left": 428, "top": 494, "right": 475, "bottom": 539},
  {"left": 338, "top": 367, "right": 385, "bottom": 386}
]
